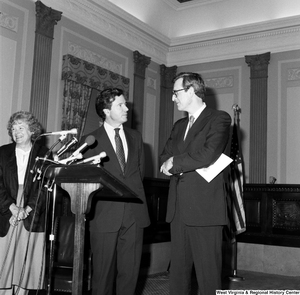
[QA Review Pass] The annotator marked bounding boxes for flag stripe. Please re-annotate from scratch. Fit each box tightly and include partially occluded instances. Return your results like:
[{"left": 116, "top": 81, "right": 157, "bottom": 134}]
[{"left": 229, "top": 122, "right": 246, "bottom": 235}]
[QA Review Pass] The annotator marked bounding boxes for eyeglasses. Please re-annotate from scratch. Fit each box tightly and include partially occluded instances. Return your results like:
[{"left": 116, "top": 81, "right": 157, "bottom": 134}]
[{"left": 172, "top": 86, "right": 190, "bottom": 98}]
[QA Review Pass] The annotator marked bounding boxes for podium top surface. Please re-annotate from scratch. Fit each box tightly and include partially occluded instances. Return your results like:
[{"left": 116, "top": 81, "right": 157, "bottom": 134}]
[{"left": 45, "top": 164, "right": 141, "bottom": 202}]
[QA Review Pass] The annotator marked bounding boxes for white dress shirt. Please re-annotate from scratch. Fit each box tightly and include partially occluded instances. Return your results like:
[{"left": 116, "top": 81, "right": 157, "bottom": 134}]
[
  {"left": 104, "top": 121, "right": 128, "bottom": 161},
  {"left": 183, "top": 103, "right": 206, "bottom": 140}
]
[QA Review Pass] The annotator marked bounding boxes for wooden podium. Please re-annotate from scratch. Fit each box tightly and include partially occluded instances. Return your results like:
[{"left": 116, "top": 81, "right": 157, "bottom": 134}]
[{"left": 45, "top": 164, "right": 140, "bottom": 295}]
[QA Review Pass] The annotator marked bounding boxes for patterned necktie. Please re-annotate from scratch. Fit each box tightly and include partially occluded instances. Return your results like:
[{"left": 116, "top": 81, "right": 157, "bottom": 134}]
[
  {"left": 184, "top": 115, "right": 195, "bottom": 140},
  {"left": 114, "top": 128, "right": 126, "bottom": 173}
]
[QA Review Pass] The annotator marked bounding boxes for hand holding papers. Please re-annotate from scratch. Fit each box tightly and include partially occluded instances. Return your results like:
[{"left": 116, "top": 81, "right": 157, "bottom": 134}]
[{"left": 196, "top": 153, "right": 233, "bottom": 182}]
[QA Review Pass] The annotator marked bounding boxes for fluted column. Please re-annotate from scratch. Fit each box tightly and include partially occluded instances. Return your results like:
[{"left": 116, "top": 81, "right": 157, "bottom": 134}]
[
  {"left": 158, "top": 64, "right": 177, "bottom": 174},
  {"left": 30, "top": 1, "right": 62, "bottom": 129},
  {"left": 132, "top": 50, "right": 151, "bottom": 132},
  {"left": 245, "top": 52, "right": 271, "bottom": 183}
]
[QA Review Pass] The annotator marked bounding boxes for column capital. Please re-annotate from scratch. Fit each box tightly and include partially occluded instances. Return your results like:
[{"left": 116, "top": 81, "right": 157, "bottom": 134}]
[
  {"left": 160, "top": 64, "right": 177, "bottom": 88},
  {"left": 245, "top": 52, "right": 271, "bottom": 78},
  {"left": 133, "top": 51, "right": 151, "bottom": 78},
  {"left": 35, "top": 0, "right": 62, "bottom": 38}
]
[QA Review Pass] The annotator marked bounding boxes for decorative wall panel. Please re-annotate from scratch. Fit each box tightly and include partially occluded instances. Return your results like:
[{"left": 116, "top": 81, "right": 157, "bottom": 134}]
[{"left": 238, "top": 184, "right": 300, "bottom": 247}]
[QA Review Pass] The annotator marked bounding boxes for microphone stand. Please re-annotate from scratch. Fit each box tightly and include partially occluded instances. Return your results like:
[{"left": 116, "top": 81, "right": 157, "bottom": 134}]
[
  {"left": 38, "top": 133, "right": 65, "bottom": 294},
  {"left": 47, "top": 181, "right": 57, "bottom": 295}
]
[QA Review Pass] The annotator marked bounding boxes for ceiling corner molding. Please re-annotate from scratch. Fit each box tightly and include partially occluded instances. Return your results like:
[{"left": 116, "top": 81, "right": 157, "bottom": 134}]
[
  {"left": 167, "top": 17, "right": 300, "bottom": 66},
  {"left": 40, "top": 0, "right": 169, "bottom": 64},
  {"left": 38, "top": 0, "right": 300, "bottom": 67}
]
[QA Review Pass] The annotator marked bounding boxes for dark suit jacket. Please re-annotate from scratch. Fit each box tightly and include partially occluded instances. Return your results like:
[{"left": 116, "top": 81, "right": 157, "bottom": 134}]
[
  {"left": 81, "top": 125, "right": 150, "bottom": 233},
  {"left": 0, "top": 142, "right": 49, "bottom": 237},
  {"left": 160, "top": 107, "right": 231, "bottom": 226}
]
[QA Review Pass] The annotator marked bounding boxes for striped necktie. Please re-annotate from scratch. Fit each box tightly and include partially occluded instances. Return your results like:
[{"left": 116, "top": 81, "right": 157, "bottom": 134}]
[{"left": 114, "top": 128, "right": 126, "bottom": 173}]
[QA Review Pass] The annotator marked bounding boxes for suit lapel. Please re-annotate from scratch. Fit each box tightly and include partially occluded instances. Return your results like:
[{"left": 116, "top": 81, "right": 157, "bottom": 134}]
[
  {"left": 6, "top": 145, "right": 18, "bottom": 192},
  {"left": 25, "top": 144, "right": 41, "bottom": 186},
  {"left": 177, "top": 118, "right": 189, "bottom": 153},
  {"left": 123, "top": 128, "right": 135, "bottom": 174},
  {"left": 183, "top": 108, "right": 212, "bottom": 147},
  {"left": 98, "top": 127, "right": 119, "bottom": 164}
]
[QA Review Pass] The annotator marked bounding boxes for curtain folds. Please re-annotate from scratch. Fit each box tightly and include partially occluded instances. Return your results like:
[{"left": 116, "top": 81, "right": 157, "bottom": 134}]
[
  {"left": 61, "top": 80, "right": 92, "bottom": 139},
  {"left": 61, "top": 54, "right": 130, "bottom": 141}
]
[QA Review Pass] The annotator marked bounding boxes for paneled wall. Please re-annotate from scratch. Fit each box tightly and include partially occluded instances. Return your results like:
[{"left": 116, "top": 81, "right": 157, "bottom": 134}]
[
  {"left": 143, "top": 64, "right": 161, "bottom": 177},
  {"left": 0, "top": 0, "right": 35, "bottom": 144},
  {"left": 270, "top": 54, "right": 300, "bottom": 184}
]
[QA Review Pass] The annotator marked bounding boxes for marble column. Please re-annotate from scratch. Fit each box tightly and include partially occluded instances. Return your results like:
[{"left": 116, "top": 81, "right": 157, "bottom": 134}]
[
  {"left": 132, "top": 50, "right": 151, "bottom": 133},
  {"left": 30, "top": 1, "right": 62, "bottom": 130},
  {"left": 158, "top": 64, "right": 177, "bottom": 174},
  {"left": 245, "top": 52, "right": 271, "bottom": 183}
]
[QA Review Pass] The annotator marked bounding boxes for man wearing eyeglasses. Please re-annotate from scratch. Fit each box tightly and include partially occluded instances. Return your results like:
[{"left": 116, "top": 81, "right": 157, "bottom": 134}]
[
  {"left": 80, "top": 88, "right": 150, "bottom": 295},
  {"left": 160, "top": 72, "right": 231, "bottom": 295}
]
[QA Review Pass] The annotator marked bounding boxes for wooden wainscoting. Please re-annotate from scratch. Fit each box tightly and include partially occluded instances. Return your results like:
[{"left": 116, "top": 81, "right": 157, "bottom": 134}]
[{"left": 237, "top": 184, "right": 300, "bottom": 247}]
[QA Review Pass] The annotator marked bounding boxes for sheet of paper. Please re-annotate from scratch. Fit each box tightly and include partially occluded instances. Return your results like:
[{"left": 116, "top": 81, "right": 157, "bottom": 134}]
[{"left": 196, "top": 153, "right": 233, "bottom": 182}]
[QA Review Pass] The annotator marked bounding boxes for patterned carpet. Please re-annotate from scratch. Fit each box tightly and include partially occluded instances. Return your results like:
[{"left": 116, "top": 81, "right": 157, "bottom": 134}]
[
  {"left": 137, "top": 272, "right": 170, "bottom": 295},
  {"left": 136, "top": 270, "right": 300, "bottom": 294},
  {"left": 42, "top": 269, "right": 300, "bottom": 294}
]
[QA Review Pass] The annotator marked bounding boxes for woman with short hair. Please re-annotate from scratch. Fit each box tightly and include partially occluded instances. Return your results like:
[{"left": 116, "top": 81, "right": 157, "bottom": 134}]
[{"left": 0, "top": 111, "right": 49, "bottom": 295}]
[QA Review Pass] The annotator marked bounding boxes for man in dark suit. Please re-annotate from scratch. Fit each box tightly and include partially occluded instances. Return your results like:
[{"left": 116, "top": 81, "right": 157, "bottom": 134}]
[
  {"left": 160, "top": 72, "right": 231, "bottom": 295},
  {"left": 80, "top": 88, "right": 150, "bottom": 295}
]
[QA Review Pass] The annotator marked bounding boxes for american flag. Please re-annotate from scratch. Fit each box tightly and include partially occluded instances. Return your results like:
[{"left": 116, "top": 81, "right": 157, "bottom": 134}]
[{"left": 229, "top": 120, "right": 246, "bottom": 235}]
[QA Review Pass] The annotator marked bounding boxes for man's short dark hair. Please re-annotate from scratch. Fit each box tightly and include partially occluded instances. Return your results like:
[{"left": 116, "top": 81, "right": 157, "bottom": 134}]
[{"left": 95, "top": 88, "right": 124, "bottom": 121}]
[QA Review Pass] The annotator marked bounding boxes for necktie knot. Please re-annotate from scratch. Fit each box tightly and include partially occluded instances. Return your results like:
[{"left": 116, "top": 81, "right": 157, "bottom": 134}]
[
  {"left": 188, "top": 116, "right": 195, "bottom": 131},
  {"left": 189, "top": 115, "right": 195, "bottom": 126}
]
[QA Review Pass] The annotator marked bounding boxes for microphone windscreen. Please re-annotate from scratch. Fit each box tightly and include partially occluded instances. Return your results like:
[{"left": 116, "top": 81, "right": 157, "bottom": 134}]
[
  {"left": 86, "top": 135, "right": 96, "bottom": 146},
  {"left": 70, "top": 128, "right": 78, "bottom": 134}
]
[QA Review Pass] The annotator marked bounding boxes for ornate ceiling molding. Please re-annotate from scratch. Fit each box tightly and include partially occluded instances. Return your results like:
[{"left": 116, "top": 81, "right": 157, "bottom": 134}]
[
  {"left": 170, "top": 16, "right": 300, "bottom": 46},
  {"left": 41, "top": 0, "right": 168, "bottom": 64},
  {"left": 39, "top": 0, "right": 300, "bottom": 66},
  {"left": 168, "top": 22, "right": 300, "bottom": 65}
]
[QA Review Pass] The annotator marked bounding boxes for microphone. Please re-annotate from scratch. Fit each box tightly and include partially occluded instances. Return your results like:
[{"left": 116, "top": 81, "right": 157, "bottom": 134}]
[
  {"left": 58, "top": 153, "right": 83, "bottom": 165},
  {"left": 56, "top": 137, "right": 78, "bottom": 157},
  {"left": 71, "top": 135, "right": 95, "bottom": 158},
  {"left": 75, "top": 152, "right": 107, "bottom": 165},
  {"left": 41, "top": 128, "right": 78, "bottom": 136}
]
